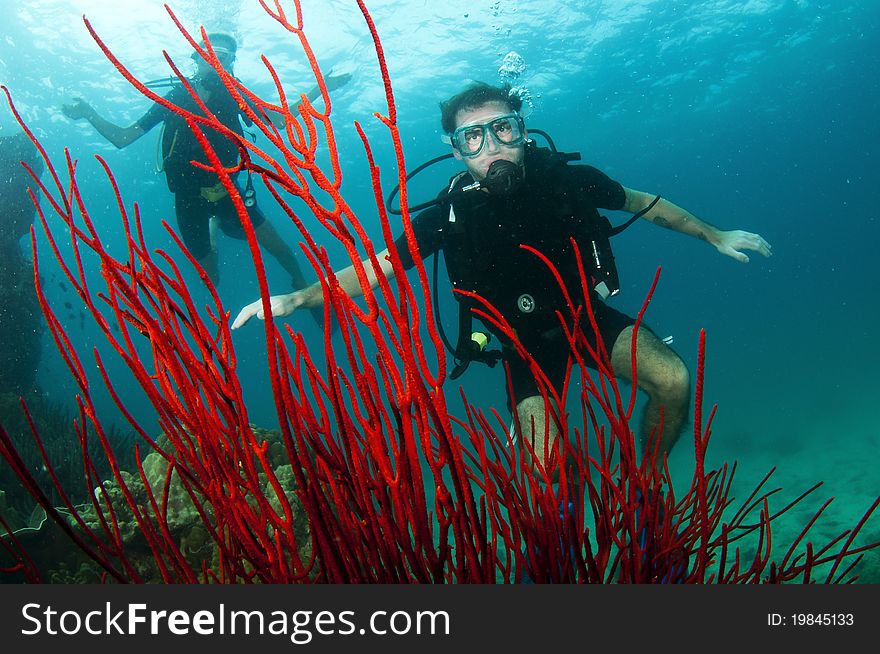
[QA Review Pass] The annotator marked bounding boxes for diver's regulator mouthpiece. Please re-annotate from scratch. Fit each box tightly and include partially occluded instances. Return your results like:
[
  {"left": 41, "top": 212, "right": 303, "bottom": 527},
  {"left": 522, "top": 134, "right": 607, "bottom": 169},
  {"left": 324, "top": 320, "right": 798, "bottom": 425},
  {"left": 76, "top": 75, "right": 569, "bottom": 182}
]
[{"left": 461, "top": 159, "right": 525, "bottom": 197}]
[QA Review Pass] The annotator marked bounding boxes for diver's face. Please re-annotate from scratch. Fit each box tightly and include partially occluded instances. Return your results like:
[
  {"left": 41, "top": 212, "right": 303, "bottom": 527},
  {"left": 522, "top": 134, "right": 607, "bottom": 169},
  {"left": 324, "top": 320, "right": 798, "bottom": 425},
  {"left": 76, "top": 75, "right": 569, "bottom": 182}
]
[
  {"left": 452, "top": 101, "right": 526, "bottom": 181},
  {"left": 195, "top": 49, "right": 235, "bottom": 79}
]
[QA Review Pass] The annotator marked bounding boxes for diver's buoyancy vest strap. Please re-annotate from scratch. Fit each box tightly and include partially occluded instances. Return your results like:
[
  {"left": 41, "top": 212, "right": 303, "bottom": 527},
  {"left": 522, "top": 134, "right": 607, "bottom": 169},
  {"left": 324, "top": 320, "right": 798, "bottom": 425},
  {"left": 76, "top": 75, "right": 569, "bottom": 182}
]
[
  {"left": 440, "top": 174, "right": 508, "bottom": 377},
  {"left": 445, "top": 171, "right": 469, "bottom": 226},
  {"left": 449, "top": 296, "right": 477, "bottom": 380}
]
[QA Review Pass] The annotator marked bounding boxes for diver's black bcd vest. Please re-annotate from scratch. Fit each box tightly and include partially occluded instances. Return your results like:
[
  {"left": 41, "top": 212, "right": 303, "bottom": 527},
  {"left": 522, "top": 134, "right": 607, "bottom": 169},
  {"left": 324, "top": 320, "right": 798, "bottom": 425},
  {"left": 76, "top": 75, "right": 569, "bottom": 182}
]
[
  {"left": 159, "top": 78, "right": 246, "bottom": 194},
  {"left": 437, "top": 144, "right": 617, "bottom": 351}
]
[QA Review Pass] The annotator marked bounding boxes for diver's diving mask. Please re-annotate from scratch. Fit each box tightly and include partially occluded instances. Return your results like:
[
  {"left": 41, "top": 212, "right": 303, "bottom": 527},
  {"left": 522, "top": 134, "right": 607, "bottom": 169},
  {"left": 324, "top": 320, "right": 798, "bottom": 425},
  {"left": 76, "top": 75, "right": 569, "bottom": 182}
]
[
  {"left": 192, "top": 46, "right": 235, "bottom": 67},
  {"left": 447, "top": 113, "right": 526, "bottom": 158}
]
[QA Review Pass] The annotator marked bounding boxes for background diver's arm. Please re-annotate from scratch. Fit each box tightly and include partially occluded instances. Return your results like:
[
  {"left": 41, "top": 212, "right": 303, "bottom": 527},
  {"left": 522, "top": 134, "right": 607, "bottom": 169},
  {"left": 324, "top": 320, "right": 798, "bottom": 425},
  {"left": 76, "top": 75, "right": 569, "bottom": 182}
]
[
  {"left": 61, "top": 98, "right": 145, "bottom": 149},
  {"left": 622, "top": 187, "right": 772, "bottom": 263},
  {"left": 297, "top": 71, "right": 352, "bottom": 107},
  {"left": 231, "top": 247, "right": 396, "bottom": 329},
  {"left": 260, "top": 72, "right": 353, "bottom": 128}
]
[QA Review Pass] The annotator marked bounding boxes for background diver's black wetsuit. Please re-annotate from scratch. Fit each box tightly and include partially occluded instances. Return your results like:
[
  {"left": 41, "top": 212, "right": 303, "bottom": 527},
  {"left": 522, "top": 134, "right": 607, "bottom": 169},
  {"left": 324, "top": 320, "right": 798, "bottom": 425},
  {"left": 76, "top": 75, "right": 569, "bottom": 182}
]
[
  {"left": 135, "top": 80, "right": 266, "bottom": 260},
  {"left": 394, "top": 147, "right": 641, "bottom": 402}
]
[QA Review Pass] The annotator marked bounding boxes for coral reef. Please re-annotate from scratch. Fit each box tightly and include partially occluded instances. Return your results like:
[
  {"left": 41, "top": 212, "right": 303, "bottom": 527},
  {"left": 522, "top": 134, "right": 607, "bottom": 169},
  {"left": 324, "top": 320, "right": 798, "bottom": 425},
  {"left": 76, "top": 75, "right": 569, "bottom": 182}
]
[
  {"left": 0, "top": 392, "right": 137, "bottom": 521},
  {"left": 2, "top": 427, "right": 308, "bottom": 583}
]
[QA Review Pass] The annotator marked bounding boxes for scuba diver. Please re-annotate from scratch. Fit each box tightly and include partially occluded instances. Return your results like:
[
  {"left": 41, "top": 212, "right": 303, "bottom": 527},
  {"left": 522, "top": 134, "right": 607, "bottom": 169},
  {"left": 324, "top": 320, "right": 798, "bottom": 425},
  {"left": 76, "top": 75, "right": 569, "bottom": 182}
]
[
  {"left": 231, "top": 81, "right": 772, "bottom": 467},
  {"left": 61, "top": 32, "right": 351, "bottom": 289}
]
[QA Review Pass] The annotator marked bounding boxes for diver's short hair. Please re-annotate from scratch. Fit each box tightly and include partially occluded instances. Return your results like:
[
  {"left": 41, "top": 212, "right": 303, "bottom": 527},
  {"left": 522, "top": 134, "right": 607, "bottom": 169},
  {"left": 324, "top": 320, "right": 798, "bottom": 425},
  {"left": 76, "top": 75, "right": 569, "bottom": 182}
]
[{"left": 440, "top": 82, "right": 523, "bottom": 134}]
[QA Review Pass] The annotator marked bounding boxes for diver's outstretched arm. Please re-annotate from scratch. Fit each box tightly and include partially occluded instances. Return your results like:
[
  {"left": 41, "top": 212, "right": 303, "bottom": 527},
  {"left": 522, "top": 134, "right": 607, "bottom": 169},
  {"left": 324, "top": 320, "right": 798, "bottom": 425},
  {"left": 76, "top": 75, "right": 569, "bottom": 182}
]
[
  {"left": 301, "top": 71, "right": 353, "bottom": 104},
  {"left": 622, "top": 187, "right": 772, "bottom": 263},
  {"left": 61, "top": 98, "right": 145, "bottom": 149},
  {"left": 258, "top": 71, "right": 354, "bottom": 129},
  {"left": 231, "top": 247, "right": 396, "bottom": 329}
]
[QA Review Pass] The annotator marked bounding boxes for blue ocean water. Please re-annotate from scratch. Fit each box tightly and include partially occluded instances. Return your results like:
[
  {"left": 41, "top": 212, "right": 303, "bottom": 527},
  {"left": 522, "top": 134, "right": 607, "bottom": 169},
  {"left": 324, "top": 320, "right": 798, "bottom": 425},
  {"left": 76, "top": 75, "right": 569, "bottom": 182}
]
[{"left": 1, "top": 0, "right": 878, "bottom": 577}]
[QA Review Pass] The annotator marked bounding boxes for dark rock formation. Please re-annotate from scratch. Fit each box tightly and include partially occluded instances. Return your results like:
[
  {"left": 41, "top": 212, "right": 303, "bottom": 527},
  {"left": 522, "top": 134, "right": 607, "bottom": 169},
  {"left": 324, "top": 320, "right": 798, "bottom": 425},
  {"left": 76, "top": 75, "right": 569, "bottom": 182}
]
[{"left": 0, "top": 131, "right": 45, "bottom": 397}]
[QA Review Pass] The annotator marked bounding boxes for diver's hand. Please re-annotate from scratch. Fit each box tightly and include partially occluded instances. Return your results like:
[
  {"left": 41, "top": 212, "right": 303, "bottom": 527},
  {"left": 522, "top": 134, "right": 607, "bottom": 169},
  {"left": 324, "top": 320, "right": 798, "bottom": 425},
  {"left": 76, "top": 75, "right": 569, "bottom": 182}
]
[
  {"left": 715, "top": 230, "right": 772, "bottom": 263},
  {"left": 231, "top": 291, "right": 302, "bottom": 330},
  {"left": 324, "top": 71, "right": 352, "bottom": 92},
  {"left": 61, "top": 98, "right": 96, "bottom": 121}
]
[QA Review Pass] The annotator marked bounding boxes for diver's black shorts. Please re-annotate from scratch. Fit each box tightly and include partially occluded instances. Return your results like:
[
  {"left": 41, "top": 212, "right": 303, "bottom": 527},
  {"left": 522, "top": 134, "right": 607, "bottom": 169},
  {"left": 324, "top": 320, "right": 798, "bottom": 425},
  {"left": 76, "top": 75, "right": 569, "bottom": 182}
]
[
  {"left": 504, "top": 301, "right": 641, "bottom": 409},
  {"left": 174, "top": 182, "right": 267, "bottom": 260}
]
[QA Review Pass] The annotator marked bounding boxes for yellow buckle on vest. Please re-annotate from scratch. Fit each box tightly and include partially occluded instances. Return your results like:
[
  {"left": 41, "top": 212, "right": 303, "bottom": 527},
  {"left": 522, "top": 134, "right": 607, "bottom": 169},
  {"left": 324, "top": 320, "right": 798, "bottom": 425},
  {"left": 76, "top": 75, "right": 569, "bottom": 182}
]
[{"left": 199, "top": 182, "right": 228, "bottom": 203}]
